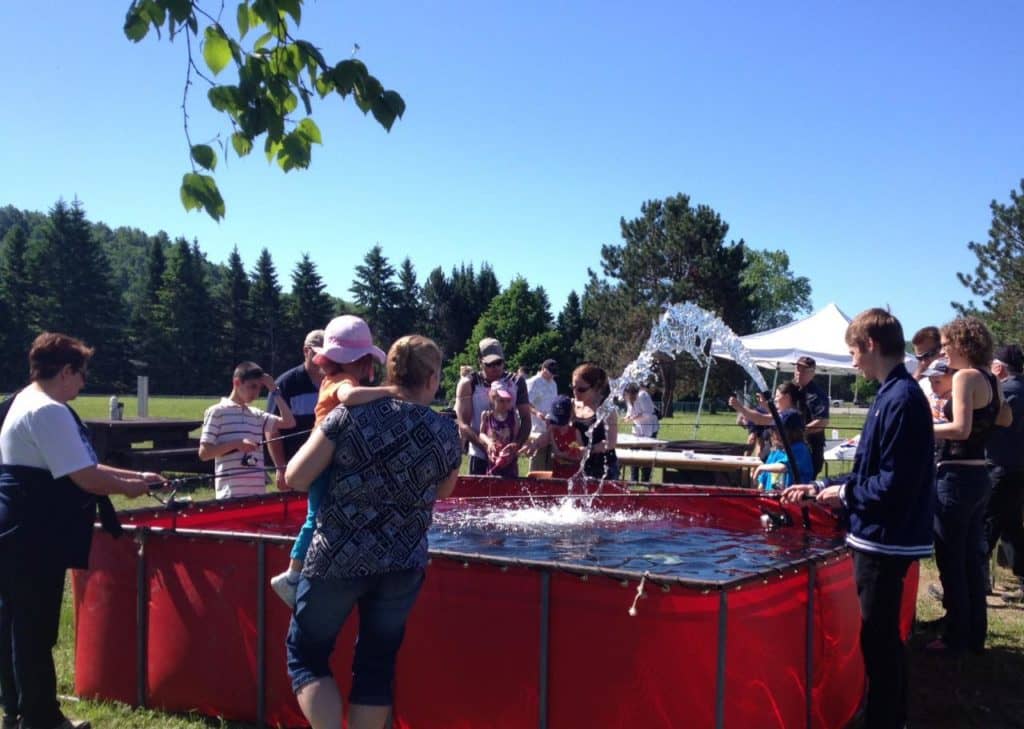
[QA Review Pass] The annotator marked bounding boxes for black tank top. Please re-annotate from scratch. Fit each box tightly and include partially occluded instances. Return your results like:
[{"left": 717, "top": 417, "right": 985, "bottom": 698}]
[
  {"left": 574, "top": 412, "right": 618, "bottom": 478},
  {"left": 939, "top": 368, "right": 1000, "bottom": 461}
]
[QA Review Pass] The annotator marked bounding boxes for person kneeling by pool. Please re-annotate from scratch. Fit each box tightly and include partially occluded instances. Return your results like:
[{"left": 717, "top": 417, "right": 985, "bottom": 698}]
[{"left": 283, "top": 335, "right": 462, "bottom": 729}]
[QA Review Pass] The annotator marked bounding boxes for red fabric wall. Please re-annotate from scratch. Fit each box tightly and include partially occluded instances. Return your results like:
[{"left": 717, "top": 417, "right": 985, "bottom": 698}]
[{"left": 74, "top": 486, "right": 881, "bottom": 728}]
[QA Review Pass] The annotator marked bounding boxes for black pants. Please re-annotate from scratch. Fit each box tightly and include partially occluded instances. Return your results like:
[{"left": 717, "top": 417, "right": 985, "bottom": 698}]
[
  {"left": 808, "top": 433, "right": 825, "bottom": 479},
  {"left": 985, "top": 465, "right": 1024, "bottom": 578},
  {"left": 934, "top": 465, "right": 991, "bottom": 652},
  {"left": 852, "top": 549, "right": 913, "bottom": 729},
  {"left": 630, "top": 429, "right": 659, "bottom": 483},
  {"left": 468, "top": 455, "right": 489, "bottom": 476},
  {"left": 0, "top": 550, "right": 67, "bottom": 729}
]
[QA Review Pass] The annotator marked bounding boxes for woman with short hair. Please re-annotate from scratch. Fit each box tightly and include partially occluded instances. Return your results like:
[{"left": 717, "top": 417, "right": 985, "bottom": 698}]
[
  {"left": 284, "top": 335, "right": 461, "bottom": 729},
  {"left": 0, "top": 333, "right": 162, "bottom": 729}
]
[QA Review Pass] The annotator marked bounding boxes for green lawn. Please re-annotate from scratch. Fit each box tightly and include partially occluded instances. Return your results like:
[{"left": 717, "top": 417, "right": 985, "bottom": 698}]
[{"left": 45, "top": 397, "right": 1024, "bottom": 727}]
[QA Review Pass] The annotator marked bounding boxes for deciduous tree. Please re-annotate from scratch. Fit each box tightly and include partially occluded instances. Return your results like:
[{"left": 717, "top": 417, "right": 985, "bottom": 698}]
[{"left": 123, "top": 0, "right": 405, "bottom": 219}]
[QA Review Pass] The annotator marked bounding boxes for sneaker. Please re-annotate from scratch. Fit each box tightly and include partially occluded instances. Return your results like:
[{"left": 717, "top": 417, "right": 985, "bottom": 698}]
[{"left": 270, "top": 571, "right": 298, "bottom": 608}]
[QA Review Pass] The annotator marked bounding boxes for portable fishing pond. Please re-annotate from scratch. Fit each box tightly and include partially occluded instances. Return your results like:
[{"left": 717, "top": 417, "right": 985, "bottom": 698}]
[{"left": 72, "top": 476, "right": 918, "bottom": 728}]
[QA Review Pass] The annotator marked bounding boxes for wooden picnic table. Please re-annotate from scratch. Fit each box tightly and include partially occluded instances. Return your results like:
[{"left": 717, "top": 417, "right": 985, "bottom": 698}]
[
  {"left": 84, "top": 418, "right": 211, "bottom": 474},
  {"left": 615, "top": 447, "right": 762, "bottom": 488}
]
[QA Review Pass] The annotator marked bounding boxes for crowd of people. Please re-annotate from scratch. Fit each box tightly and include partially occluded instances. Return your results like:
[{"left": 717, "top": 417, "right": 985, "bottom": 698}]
[{"left": 2, "top": 308, "right": 1023, "bottom": 729}]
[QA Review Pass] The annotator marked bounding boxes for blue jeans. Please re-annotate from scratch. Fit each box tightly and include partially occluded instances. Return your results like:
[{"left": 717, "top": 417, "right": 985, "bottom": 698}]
[
  {"left": 286, "top": 568, "right": 425, "bottom": 704},
  {"left": 934, "top": 464, "right": 992, "bottom": 652},
  {"left": 291, "top": 471, "right": 328, "bottom": 562}
]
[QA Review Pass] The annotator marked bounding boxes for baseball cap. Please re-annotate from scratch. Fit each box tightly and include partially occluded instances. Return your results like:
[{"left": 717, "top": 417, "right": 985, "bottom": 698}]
[
  {"left": 994, "top": 345, "right": 1024, "bottom": 373},
  {"left": 313, "top": 316, "right": 385, "bottom": 365},
  {"left": 922, "top": 359, "right": 956, "bottom": 378},
  {"left": 490, "top": 380, "right": 514, "bottom": 400},
  {"left": 546, "top": 395, "right": 572, "bottom": 426},
  {"left": 304, "top": 329, "right": 325, "bottom": 348},
  {"left": 795, "top": 356, "right": 816, "bottom": 369},
  {"left": 542, "top": 358, "right": 558, "bottom": 374},
  {"left": 479, "top": 338, "right": 505, "bottom": 365}
]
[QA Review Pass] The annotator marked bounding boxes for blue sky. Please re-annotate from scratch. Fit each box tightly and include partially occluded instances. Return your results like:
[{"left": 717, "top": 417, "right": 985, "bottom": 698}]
[{"left": 2, "top": 1, "right": 1022, "bottom": 341}]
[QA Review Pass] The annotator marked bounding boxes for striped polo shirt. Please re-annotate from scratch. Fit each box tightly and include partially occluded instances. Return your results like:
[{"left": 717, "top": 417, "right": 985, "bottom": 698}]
[{"left": 200, "top": 398, "right": 281, "bottom": 499}]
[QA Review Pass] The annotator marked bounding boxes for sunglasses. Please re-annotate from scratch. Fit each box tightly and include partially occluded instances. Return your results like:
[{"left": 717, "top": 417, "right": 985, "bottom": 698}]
[
  {"left": 914, "top": 349, "right": 939, "bottom": 362},
  {"left": 572, "top": 384, "right": 591, "bottom": 393},
  {"left": 483, "top": 360, "right": 504, "bottom": 368}
]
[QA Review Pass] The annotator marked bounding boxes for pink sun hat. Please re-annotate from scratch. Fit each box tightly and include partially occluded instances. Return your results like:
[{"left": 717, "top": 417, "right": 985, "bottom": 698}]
[{"left": 313, "top": 315, "right": 386, "bottom": 365}]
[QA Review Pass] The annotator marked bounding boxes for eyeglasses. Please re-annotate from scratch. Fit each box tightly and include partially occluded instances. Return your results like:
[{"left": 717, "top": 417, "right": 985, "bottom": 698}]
[
  {"left": 572, "top": 384, "right": 591, "bottom": 393},
  {"left": 914, "top": 349, "right": 939, "bottom": 362},
  {"left": 483, "top": 360, "right": 504, "bottom": 368}
]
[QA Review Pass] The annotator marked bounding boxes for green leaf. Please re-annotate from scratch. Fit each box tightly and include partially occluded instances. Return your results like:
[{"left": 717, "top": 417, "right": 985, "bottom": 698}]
[
  {"left": 299, "top": 87, "right": 312, "bottom": 115},
  {"left": 190, "top": 144, "right": 217, "bottom": 171},
  {"left": 354, "top": 74, "right": 384, "bottom": 113},
  {"left": 187, "top": 15, "right": 198, "bottom": 34},
  {"left": 236, "top": 2, "right": 250, "bottom": 37},
  {"left": 203, "top": 25, "right": 232, "bottom": 75},
  {"left": 254, "top": 30, "right": 274, "bottom": 51},
  {"left": 297, "top": 118, "right": 322, "bottom": 144},
  {"left": 277, "top": 130, "right": 312, "bottom": 171},
  {"left": 265, "top": 138, "right": 283, "bottom": 163},
  {"left": 124, "top": 5, "right": 150, "bottom": 41},
  {"left": 180, "top": 173, "right": 225, "bottom": 220},
  {"left": 314, "top": 74, "right": 334, "bottom": 97},
  {"left": 207, "top": 85, "right": 241, "bottom": 113},
  {"left": 231, "top": 132, "right": 254, "bottom": 157},
  {"left": 295, "top": 40, "right": 326, "bottom": 71},
  {"left": 278, "top": 0, "right": 301, "bottom": 24},
  {"left": 331, "top": 59, "right": 368, "bottom": 97},
  {"left": 165, "top": 0, "right": 192, "bottom": 23}
]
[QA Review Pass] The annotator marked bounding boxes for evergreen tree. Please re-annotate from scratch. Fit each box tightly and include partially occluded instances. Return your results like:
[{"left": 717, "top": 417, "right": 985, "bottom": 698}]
[
  {"left": 954, "top": 179, "right": 1024, "bottom": 345},
  {"left": 127, "top": 234, "right": 167, "bottom": 378},
  {"left": 350, "top": 244, "right": 400, "bottom": 346},
  {"left": 555, "top": 289, "right": 584, "bottom": 374},
  {"left": 288, "top": 253, "right": 334, "bottom": 354},
  {"left": 219, "top": 246, "right": 252, "bottom": 374},
  {"left": 249, "top": 247, "right": 285, "bottom": 374},
  {"left": 394, "top": 257, "right": 425, "bottom": 338},
  {"left": 152, "top": 238, "right": 218, "bottom": 393},
  {"left": 24, "top": 199, "right": 127, "bottom": 389},
  {"left": 0, "top": 224, "right": 33, "bottom": 387}
]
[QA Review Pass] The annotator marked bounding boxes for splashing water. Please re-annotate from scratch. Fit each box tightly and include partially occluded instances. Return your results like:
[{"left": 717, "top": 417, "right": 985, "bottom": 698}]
[{"left": 575, "top": 302, "right": 767, "bottom": 489}]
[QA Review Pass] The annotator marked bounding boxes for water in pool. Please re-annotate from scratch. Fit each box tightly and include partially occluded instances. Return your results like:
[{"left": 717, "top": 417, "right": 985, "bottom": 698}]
[{"left": 429, "top": 495, "right": 844, "bottom": 582}]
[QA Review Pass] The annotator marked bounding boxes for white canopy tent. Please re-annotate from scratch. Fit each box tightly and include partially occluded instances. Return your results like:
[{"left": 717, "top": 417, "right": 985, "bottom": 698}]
[
  {"left": 711, "top": 301, "right": 860, "bottom": 375},
  {"left": 693, "top": 303, "right": 917, "bottom": 435}
]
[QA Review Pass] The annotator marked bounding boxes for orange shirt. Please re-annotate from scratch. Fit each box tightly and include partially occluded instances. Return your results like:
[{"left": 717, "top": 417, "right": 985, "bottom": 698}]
[{"left": 315, "top": 372, "right": 359, "bottom": 425}]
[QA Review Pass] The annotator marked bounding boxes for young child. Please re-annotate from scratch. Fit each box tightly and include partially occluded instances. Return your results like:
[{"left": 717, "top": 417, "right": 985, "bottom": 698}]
[
  {"left": 754, "top": 410, "right": 813, "bottom": 492},
  {"left": 479, "top": 380, "right": 520, "bottom": 477},
  {"left": 270, "top": 315, "right": 396, "bottom": 607},
  {"left": 199, "top": 362, "right": 296, "bottom": 499},
  {"left": 523, "top": 395, "right": 584, "bottom": 478}
]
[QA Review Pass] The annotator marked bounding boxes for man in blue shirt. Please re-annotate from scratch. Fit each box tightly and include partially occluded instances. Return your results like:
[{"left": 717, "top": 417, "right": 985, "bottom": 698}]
[
  {"left": 986, "top": 344, "right": 1024, "bottom": 599},
  {"left": 784, "top": 308, "right": 934, "bottom": 729}
]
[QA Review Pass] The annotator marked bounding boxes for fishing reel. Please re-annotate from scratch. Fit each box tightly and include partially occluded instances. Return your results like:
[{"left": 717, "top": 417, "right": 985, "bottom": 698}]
[{"left": 759, "top": 508, "right": 793, "bottom": 531}]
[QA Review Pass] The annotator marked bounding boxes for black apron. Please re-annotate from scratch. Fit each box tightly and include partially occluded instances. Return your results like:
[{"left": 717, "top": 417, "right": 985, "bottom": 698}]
[{"left": 0, "top": 390, "right": 121, "bottom": 570}]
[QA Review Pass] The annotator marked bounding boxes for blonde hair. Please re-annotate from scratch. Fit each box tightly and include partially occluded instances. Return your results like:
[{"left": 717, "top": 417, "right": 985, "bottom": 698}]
[{"left": 387, "top": 335, "right": 442, "bottom": 388}]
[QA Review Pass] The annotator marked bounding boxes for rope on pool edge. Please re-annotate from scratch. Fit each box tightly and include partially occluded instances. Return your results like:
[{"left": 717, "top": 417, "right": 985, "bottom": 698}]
[{"left": 628, "top": 571, "right": 650, "bottom": 617}]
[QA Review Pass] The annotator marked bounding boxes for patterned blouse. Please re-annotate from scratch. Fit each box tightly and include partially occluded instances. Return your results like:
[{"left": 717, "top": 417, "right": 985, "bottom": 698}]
[{"left": 304, "top": 398, "right": 462, "bottom": 579}]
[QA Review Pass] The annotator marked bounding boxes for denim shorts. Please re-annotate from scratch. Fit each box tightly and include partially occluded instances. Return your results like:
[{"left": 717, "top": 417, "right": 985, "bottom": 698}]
[{"left": 286, "top": 567, "right": 425, "bottom": 704}]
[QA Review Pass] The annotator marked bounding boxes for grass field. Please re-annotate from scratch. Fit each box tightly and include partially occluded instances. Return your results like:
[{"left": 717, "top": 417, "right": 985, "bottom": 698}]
[{"left": 32, "top": 397, "right": 1024, "bottom": 727}]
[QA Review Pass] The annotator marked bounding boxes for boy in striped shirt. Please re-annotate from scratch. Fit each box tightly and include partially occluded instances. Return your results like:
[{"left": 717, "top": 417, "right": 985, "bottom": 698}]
[{"left": 199, "top": 362, "right": 296, "bottom": 499}]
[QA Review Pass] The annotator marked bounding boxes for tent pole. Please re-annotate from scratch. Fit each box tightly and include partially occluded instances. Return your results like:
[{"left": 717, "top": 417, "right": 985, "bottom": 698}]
[
  {"left": 694, "top": 357, "right": 713, "bottom": 439},
  {"left": 828, "top": 373, "right": 833, "bottom": 401},
  {"left": 772, "top": 367, "right": 779, "bottom": 391}
]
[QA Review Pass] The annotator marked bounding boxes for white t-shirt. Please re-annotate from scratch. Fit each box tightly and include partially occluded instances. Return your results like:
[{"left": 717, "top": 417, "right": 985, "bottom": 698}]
[
  {"left": 626, "top": 390, "right": 660, "bottom": 437},
  {"left": 0, "top": 388, "right": 97, "bottom": 477},
  {"left": 200, "top": 397, "right": 281, "bottom": 499},
  {"left": 526, "top": 373, "right": 558, "bottom": 435}
]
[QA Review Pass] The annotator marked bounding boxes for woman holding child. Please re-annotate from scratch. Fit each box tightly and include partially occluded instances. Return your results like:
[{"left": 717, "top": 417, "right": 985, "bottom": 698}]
[{"left": 283, "top": 335, "right": 461, "bottom": 729}]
